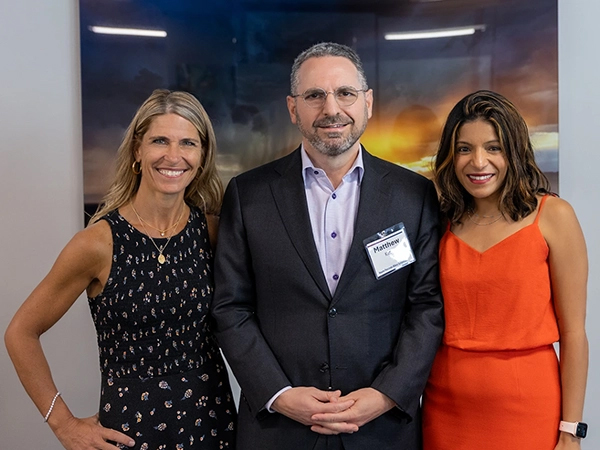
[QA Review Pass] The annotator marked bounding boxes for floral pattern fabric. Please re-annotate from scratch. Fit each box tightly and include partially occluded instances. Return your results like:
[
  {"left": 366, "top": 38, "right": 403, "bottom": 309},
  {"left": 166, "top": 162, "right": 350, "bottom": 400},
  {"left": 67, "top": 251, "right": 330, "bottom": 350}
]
[{"left": 88, "top": 208, "right": 236, "bottom": 449}]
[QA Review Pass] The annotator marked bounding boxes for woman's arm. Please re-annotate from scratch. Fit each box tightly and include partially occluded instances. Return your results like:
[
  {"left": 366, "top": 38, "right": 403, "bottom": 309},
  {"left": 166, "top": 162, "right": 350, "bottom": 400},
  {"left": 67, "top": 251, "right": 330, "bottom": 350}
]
[
  {"left": 540, "top": 196, "right": 589, "bottom": 449},
  {"left": 4, "top": 221, "right": 134, "bottom": 449}
]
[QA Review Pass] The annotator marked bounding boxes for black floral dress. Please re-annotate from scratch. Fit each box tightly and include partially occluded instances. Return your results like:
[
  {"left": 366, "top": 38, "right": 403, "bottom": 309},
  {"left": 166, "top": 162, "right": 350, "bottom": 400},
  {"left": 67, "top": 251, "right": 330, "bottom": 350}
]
[{"left": 88, "top": 208, "right": 236, "bottom": 449}]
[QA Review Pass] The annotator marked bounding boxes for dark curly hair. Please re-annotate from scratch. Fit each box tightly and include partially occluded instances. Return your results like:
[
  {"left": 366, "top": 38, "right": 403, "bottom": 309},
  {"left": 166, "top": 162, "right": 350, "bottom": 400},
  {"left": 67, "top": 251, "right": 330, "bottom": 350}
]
[{"left": 434, "top": 90, "right": 551, "bottom": 224}]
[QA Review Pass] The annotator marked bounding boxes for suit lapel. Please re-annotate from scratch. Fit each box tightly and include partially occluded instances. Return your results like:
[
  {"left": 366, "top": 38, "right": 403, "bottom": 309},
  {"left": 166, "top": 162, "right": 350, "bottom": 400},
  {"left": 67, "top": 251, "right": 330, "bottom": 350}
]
[
  {"left": 332, "top": 150, "right": 390, "bottom": 305},
  {"left": 270, "top": 149, "right": 332, "bottom": 301}
]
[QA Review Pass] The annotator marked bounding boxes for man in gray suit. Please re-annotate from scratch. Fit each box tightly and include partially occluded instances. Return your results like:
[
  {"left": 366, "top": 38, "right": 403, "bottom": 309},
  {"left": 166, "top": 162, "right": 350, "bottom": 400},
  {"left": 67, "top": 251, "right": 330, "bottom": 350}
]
[{"left": 211, "top": 42, "right": 444, "bottom": 450}]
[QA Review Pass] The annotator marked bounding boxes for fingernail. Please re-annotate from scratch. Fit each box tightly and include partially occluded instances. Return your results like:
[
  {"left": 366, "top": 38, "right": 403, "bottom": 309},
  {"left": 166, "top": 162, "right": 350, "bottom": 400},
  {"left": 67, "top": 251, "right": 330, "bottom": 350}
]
[{"left": 129, "top": 440, "right": 135, "bottom": 447}]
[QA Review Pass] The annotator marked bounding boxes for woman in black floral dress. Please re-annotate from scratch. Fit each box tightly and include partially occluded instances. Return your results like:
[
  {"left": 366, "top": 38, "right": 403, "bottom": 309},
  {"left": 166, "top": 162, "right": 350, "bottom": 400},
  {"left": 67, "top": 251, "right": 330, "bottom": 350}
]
[{"left": 5, "top": 90, "right": 236, "bottom": 449}]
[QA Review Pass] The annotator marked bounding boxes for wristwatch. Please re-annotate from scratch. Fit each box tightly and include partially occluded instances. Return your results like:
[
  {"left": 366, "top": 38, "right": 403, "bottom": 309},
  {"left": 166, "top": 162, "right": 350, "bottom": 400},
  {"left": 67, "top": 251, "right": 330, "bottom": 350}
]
[{"left": 559, "top": 421, "right": 588, "bottom": 438}]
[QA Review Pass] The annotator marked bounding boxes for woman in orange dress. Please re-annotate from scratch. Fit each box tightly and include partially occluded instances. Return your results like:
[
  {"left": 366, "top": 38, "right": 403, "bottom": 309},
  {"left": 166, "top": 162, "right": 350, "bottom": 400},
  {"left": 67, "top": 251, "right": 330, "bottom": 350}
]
[{"left": 422, "top": 90, "right": 588, "bottom": 450}]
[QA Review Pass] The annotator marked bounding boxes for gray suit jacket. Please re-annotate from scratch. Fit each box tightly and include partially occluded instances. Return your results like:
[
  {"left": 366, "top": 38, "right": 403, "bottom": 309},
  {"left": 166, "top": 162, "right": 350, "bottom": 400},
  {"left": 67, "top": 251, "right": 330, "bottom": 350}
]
[{"left": 212, "top": 147, "right": 444, "bottom": 450}]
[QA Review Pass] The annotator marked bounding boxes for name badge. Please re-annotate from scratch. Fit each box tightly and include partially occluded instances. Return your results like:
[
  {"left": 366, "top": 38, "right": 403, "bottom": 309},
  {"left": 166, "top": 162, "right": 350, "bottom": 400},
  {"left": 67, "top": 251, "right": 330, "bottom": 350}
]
[{"left": 363, "top": 222, "right": 416, "bottom": 279}]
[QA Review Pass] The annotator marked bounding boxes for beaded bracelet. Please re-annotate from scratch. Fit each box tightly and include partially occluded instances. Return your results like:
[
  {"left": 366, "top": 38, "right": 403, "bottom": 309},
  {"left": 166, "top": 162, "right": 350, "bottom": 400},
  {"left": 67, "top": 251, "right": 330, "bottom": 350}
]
[{"left": 43, "top": 391, "right": 61, "bottom": 422}]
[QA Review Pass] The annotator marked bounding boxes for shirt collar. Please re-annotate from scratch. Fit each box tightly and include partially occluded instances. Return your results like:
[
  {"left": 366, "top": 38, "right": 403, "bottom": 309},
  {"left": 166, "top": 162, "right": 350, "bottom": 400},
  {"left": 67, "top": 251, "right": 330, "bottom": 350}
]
[{"left": 301, "top": 145, "right": 365, "bottom": 185}]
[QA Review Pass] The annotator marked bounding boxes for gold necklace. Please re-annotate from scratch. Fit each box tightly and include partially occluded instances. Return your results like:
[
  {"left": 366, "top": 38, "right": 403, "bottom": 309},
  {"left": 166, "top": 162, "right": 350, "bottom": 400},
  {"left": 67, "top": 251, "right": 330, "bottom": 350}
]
[
  {"left": 130, "top": 202, "right": 185, "bottom": 264},
  {"left": 472, "top": 211, "right": 499, "bottom": 219},
  {"left": 132, "top": 205, "right": 185, "bottom": 237},
  {"left": 468, "top": 210, "right": 504, "bottom": 226}
]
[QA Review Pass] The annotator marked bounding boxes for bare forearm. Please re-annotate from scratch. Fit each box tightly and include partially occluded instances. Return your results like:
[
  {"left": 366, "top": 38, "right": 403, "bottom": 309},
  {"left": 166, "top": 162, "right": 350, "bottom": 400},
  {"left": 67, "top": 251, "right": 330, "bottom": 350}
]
[
  {"left": 5, "top": 322, "right": 136, "bottom": 449},
  {"left": 4, "top": 323, "right": 72, "bottom": 423},
  {"left": 559, "top": 330, "right": 588, "bottom": 421}
]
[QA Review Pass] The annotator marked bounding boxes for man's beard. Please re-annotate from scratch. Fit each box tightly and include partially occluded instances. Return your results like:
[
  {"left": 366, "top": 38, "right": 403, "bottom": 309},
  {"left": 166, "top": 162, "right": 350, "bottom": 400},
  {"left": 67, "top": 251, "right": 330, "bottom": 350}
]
[{"left": 296, "top": 112, "right": 367, "bottom": 157}]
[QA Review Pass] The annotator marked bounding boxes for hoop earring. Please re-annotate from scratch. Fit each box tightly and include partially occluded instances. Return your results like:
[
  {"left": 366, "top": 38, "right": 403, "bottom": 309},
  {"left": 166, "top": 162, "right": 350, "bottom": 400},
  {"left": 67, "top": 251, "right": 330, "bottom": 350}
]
[{"left": 132, "top": 160, "right": 142, "bottom": 175}]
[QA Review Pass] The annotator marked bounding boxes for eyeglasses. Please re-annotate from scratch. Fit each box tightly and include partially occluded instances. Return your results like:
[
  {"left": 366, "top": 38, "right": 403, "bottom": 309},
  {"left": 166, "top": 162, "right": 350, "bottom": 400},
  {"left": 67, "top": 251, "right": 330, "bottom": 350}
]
[{"left": 291, "top": 86, "right": 367, "bottom": 109}]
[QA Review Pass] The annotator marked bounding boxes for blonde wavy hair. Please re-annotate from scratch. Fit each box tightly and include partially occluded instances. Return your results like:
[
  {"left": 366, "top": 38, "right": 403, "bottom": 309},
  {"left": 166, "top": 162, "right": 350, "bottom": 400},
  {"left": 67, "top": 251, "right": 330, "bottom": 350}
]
[{"left": 88, "top": 89, "right": 223, "bottom": 224}]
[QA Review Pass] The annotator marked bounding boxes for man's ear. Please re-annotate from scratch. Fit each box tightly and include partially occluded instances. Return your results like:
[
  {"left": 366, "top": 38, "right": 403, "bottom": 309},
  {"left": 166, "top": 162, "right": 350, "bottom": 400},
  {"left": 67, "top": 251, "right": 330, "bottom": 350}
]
[
  {"left": 365, "top": 89, "right": 374, "bottom": 119},
  {"left": 286, "top": 95, "right": 298, "bottom": 124}
]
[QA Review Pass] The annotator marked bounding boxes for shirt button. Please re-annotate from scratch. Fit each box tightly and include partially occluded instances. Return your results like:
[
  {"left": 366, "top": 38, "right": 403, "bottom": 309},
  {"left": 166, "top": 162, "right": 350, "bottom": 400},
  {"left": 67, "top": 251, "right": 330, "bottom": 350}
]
[
  {"left": 328, "top": 308, "right": 337, "bottom": 317},
  {"left": 332, "top": 193, "right": 337, "bottom": 199},
  {"left": 314, "top": 170, "right": 319, "bottom": 175},
  {"left": 331, "top": 232, "right": 337, "bottom": 239},
  {"left": 332, "top": 274, "right": 339, "bottom": 281}
]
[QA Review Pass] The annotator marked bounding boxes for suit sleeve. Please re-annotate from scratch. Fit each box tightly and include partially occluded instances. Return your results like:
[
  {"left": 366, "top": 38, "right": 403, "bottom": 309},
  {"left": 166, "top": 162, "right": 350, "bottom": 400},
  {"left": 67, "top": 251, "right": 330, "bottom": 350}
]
[
  {"left": 210, "top": 177, "right": 291, "bottom": 417},
  {"left": 371, "top": 179, "right": 444, "bottom": 420}
]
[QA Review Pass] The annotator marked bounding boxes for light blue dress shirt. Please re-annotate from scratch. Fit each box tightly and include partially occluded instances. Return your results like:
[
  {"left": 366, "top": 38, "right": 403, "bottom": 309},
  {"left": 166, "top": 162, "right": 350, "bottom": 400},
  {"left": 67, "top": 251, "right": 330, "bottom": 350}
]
[
  {"left": 265, "top": 146, "right": 365, "bottom": 412},
  {"left": 301, "top": 146, "right": 364, "bottom": 295}
]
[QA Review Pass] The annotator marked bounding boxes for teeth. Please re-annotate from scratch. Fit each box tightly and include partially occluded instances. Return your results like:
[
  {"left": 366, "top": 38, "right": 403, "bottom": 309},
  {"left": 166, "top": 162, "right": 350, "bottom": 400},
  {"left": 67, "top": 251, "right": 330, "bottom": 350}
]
[
  {"left": 469, "top": 174, "right": 492, "bottom": 181},
  {"left": 159, "top": 169, "right": 184, "bottom": 177}
]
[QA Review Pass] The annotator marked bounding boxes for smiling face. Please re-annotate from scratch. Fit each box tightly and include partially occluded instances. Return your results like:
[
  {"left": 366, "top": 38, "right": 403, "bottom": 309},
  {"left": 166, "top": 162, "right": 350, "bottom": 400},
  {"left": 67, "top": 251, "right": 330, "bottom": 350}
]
[
  {"left": 454, "top": 119, "right": 508, "bottom": 203},
  {"left": 286, "top": 56, "right": 373, "bottom": 158},
  {"left": 134, "top": 113, "right": 203, "bottom": 199}
]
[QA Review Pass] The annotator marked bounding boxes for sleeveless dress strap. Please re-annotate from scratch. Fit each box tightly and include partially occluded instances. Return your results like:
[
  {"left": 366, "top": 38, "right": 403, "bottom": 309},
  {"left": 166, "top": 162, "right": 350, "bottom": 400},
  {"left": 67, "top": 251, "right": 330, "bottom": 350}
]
[{"left": 533, "top": 195, "right": 550, "bottom": 225}]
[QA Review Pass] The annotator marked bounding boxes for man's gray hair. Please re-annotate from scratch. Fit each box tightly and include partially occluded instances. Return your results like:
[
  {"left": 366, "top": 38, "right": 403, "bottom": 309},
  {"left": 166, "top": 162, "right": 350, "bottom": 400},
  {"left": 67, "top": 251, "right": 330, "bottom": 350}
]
[{"left": 290, "top": 42, "right": 368, "bottom": 95}]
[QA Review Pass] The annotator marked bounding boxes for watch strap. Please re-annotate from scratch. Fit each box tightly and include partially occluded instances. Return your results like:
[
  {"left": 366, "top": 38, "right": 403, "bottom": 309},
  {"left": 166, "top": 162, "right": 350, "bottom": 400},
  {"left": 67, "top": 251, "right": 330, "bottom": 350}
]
[
  {"left": 559, "top": 421, "right": 587, "bottom": 438},
  {"left": 559, "top": 421, "right": 577, "bottom": 435}
]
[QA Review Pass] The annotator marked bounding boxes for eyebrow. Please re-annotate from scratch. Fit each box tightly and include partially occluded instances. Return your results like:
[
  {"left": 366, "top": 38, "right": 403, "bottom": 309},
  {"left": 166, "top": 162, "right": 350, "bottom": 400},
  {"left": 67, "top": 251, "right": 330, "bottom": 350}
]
[
  {"left": 147, "top": 134, "right": 200, "bottom": 142},
  {"left": 305, "top": 85, "right": 360, "bottom": 91},
  {"left": 456, "top": 139, "right": 501, "bottom": 145}
]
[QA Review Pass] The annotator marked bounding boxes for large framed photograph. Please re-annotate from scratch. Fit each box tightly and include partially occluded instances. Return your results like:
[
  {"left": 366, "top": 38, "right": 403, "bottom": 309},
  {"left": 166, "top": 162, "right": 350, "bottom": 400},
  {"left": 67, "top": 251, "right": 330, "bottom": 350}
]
[{"left": 80, "top": 0, "right": 557, "bottom": 213}]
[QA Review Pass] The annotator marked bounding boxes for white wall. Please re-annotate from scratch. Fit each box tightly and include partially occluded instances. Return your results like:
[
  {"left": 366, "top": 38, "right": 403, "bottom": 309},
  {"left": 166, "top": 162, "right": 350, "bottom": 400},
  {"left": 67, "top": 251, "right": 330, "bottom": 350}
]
[
  {"left": 0, "top": 1, "right": 597, "bottom": 448},
  {"left": 559, "top": 1, "right": 600, "bottom": 444},
  {"left": 0, "top": 1, "right": 102, "bottom": 449}
]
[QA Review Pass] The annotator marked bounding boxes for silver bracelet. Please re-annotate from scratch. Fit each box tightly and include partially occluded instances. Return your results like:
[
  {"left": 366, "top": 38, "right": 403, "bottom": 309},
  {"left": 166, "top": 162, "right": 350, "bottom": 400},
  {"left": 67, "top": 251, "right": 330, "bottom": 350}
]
[{"left": 43, "top": 391, "right": 61, "bottom": 423}]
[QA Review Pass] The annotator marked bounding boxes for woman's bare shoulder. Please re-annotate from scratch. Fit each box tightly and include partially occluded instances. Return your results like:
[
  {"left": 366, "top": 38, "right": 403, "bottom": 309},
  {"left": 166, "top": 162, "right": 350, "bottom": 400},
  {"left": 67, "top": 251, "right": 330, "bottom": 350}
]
[
  {"left": 64, "top": 219, "right": 113, "bottom": 268},
  {"left": 539, "top": 194, "right": 584, "bottom": 242}
]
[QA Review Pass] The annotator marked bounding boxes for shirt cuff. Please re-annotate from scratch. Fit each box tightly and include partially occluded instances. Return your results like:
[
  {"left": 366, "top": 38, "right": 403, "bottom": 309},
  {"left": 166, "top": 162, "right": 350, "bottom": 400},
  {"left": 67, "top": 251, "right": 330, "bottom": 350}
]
[{"left": 265, "top": 386, "right": 292, "bottom": 413}]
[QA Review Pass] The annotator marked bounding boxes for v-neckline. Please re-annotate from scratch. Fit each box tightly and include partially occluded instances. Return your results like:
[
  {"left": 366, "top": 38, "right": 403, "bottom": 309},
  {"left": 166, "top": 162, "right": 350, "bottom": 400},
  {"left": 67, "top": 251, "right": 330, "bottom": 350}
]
[{"left": 448, "top": 221, "right": 539, "bottom": 255}]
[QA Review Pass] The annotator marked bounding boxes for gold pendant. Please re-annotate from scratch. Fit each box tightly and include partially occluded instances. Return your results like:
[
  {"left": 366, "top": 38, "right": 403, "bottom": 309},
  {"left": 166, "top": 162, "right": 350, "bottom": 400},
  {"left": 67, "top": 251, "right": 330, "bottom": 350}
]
[{"left": 158, "top": 253, "right": 166, "bottom": 264}]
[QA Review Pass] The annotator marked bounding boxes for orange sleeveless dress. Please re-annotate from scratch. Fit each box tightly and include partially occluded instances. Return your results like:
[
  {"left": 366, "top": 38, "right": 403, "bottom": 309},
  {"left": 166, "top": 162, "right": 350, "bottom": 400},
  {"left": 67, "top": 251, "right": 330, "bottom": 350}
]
[{"left": 422, "top": 196, "right": 561, "bottom": 449}]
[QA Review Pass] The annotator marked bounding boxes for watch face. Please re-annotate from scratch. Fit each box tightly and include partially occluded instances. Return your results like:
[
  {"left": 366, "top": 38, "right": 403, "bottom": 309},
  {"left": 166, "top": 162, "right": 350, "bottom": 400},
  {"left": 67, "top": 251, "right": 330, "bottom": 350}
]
[{"left": 576, "top": 422, "right": 588, "bottom": 438}]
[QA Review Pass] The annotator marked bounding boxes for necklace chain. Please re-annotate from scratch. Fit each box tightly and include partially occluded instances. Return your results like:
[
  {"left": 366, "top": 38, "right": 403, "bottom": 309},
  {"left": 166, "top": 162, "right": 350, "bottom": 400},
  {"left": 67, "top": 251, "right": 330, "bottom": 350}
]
[
  {"left": 472, "top": 211, "right": 498, "bottom": 219},
  {"left": 130, "top": 202, "right": 185, "bottom": 264},
  {"left": 468, "top": 210, "right": 504, "bottom": 226},
  {"left": 133, "top": 206, "right": 185, "bottom": 237}
]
